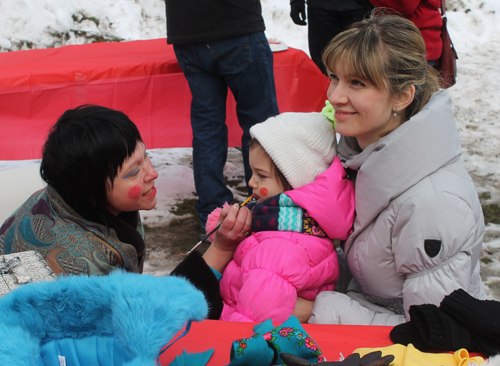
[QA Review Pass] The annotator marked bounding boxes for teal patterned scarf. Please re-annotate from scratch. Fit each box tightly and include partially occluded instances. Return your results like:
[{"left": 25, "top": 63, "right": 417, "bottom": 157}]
[{"left": 248, "top": 194, "right": 326, "bottom": 237}]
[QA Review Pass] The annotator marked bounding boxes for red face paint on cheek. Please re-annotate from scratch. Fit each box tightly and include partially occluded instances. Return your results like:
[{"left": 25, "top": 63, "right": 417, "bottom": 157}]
[
  {"left": 128, "top": 185, "right": 142, "bottom": 200},
  {"left": 259, "top": 187, "right": 268, "bottom": 197}
]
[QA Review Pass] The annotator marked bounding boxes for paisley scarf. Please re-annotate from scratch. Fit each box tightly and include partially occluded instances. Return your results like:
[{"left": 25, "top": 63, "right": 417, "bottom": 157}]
[{"left": 0, "top": 186, "right": 144, "bottom": 275}]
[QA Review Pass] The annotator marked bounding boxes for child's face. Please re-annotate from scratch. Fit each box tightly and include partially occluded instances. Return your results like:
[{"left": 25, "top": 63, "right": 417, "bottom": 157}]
[{"left": 248, "top": 145, "right": 285, "bottom": 202}]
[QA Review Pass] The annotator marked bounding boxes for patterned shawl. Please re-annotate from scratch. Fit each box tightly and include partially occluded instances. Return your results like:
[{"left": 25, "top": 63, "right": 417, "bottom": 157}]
[{"left": 0, "top": 186, "right": 145, "bottom": 275}]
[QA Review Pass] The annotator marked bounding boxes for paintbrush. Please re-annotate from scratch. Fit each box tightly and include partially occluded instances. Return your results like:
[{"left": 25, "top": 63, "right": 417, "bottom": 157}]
[{"left": 186, "top": 194, "right": 255, "bottom": 254}]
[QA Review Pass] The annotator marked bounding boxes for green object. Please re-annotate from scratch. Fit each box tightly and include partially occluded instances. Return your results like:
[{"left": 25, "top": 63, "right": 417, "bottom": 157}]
[{"left": 321, "top": 100, "right": 336, "bottom": 130}]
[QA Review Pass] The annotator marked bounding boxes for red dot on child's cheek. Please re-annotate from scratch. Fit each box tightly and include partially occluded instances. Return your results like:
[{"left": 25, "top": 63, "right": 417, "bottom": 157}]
[
  {"left": 259, "top": 187, "right": 268, "bottom": 197},
  {"left": 128, "top": 185, "right": 142, "bottom": 200}
]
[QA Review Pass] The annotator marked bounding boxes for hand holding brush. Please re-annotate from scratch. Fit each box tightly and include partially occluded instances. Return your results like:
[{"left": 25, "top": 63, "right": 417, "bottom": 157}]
[{"left": 187, "top": 194, "right": 255, "bottom": 254}]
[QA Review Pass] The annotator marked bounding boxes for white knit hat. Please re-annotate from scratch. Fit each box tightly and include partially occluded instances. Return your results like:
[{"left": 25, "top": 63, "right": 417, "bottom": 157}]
[{"left": 250, "top": 112, "right": 337, "bottom": 189}]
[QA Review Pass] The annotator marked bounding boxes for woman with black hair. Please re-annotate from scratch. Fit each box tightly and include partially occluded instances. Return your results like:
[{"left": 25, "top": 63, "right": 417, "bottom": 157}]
[{"left": 0, "top": 105, "right": 159, "bottom": 275}]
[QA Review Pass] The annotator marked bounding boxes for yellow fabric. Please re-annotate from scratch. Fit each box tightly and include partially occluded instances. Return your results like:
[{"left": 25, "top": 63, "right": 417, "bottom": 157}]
[
  {"left": 321, "top": 100, "right": 336, "bottom": 130},
  {"left": 354, "top": 344, "right": 484, "bottom": 366},
  {"left": 454, "top": 349, "right": 484, "bottom": 366}
]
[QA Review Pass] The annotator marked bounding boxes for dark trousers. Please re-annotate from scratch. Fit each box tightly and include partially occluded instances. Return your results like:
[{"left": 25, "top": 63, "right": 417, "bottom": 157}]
[
  {"left": 174, "top": 32, "right": 279, "bottom": 226},
  {"left": 308, "top": 6, "right": 372, "bottom": 75}
]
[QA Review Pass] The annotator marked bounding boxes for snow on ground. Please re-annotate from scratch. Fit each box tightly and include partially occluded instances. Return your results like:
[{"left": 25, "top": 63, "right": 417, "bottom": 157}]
[{"left": 0, "top": 0, "right": 499, "bottom": 297}]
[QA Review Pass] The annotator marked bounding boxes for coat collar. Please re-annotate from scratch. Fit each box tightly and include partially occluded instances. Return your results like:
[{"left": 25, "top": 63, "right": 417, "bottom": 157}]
[{"left": 339, "top": 90, "right": 462, "bottom": 244}]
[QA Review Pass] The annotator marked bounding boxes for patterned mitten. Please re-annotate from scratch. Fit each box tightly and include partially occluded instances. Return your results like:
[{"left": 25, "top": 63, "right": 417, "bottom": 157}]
[
  {"left": 228, "top": 319, "right": 275, "bottom": 366},
  {"left": 228, "top": 317, "right": 324, "bottom": 366},
  {"left": 262, "top": 316, "right": 323, "bottom": 364}
]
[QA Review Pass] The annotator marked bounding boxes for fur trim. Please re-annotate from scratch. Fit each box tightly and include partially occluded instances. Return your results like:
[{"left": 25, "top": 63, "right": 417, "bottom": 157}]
[
  {"left": 0, "top": 270, "right": 207, "bottom": 366},
  {"left": 468, "top": 355, "right": 500, "bottom": 366},
  {"left": 483, "top": 355, "right": 500, "bottom": 366}
]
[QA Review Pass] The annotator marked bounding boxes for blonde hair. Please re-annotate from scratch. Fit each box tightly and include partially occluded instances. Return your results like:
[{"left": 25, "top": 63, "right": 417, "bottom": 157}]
[{"left": 322, "top": 12, "right": 440, "bottom": 123}]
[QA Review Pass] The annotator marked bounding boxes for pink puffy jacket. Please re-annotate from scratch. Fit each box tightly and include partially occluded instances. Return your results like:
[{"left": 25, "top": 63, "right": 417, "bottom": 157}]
[{"left": 217, "top": 157, "right": 355, "bottom": 322}]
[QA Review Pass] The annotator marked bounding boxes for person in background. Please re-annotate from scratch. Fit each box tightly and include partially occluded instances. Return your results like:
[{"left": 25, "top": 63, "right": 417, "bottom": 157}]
[
  {"left": 290, "top": 0, "right": 373, "bottom": 75},
  {"left": 0, "top": 105, "right": 158, "bottom": 275},
  {"left": 164, "top": 0, "right": 279, "bottom": 232},
  {"left": 367, "top": 1, "right": 443, "bottom": 65}
]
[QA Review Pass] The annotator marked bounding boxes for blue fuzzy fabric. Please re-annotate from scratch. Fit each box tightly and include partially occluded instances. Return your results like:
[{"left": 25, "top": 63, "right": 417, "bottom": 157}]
[
  {"left": 169, "top": 349, "right": 214, "bottom": 366},
  {"left": 0, "top": 270, "right": 208, "bottom": 366}
]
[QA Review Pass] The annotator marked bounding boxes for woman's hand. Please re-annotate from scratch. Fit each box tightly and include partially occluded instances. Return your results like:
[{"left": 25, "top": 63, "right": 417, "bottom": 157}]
[
  {"left": 293, "top": 297, "right": 314, "bottom": 323},
  {"left": 213, "top": 203, "right": 252, "bottom": 252},
  {"left": 202, "top": 203, "right": 252, "bottom": 273}
]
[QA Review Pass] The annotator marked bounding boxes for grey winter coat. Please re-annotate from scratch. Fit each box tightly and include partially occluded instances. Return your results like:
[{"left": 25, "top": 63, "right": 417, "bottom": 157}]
[{"left": 309, "top": 90, "right": 486, "bottom": 325}]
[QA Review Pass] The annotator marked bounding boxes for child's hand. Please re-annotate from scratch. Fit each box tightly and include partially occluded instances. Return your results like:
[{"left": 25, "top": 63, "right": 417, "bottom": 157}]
[
  {"left": 202, "top": 203, "right": 252, "bottom": 273},
  {"left": 293, "top": 297, "right": 314, "bottom": 323}
]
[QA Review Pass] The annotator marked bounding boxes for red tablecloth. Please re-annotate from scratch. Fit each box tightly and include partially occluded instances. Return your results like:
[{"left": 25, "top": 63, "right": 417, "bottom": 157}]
[
  {"left": 158, "top": 320, "right": 395, "bottom": 365},
  {"left": 0, "top": 39, "right": 329, "bottom": 160}
]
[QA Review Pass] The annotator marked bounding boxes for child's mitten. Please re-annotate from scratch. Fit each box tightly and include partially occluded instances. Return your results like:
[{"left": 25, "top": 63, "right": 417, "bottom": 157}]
[{"left": 205, "top": 203, "right": 231, "bottom": 242}]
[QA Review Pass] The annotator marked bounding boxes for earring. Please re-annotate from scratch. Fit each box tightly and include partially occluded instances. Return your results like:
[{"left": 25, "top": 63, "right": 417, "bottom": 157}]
[{"left": 393, "top": 108, "right": 398, "bottom": 118}]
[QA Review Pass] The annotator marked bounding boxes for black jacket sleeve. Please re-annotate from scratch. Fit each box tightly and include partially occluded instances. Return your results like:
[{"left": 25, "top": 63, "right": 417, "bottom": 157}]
[{"left": 170, "top": 250, "right": 223, "bottom": 319}]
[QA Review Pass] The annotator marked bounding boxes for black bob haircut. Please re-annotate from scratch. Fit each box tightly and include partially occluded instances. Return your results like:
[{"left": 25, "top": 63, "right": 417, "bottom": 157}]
[{"left": 40, "top": 105, "right": 143, "bottom": 220}]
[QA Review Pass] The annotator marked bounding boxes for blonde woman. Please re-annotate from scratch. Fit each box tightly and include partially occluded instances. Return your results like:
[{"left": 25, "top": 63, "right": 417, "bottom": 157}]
[{"left": 308, "top": 14, "right": 486, "bottom": 325}]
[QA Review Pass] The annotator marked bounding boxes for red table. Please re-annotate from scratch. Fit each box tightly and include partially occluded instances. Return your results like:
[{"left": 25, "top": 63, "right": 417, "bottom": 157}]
[
  {"left": 0, "top": 39, "right": 329, "bottom": 160},
  {"left": 158, "top": 320, "right": 395, "bottom": 365}
]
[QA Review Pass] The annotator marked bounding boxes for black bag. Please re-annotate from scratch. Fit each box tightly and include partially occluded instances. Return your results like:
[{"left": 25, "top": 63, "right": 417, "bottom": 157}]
[{"left": 436, "top": 0, "right": 458, "bottom": 88}]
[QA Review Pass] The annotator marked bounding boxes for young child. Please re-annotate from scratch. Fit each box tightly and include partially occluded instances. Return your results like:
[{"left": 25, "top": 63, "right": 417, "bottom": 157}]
[{"left": 206, "top": 111, "right": 355, "bottom": 323}]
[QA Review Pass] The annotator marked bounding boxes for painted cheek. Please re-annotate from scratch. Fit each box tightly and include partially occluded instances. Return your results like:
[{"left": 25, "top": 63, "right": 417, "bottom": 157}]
[
  {"left": 128, "top": 185, "right": 142, "bottom": 200},
  {"left": 259, "top": 187, "right": 268, "bottom": 197}
]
